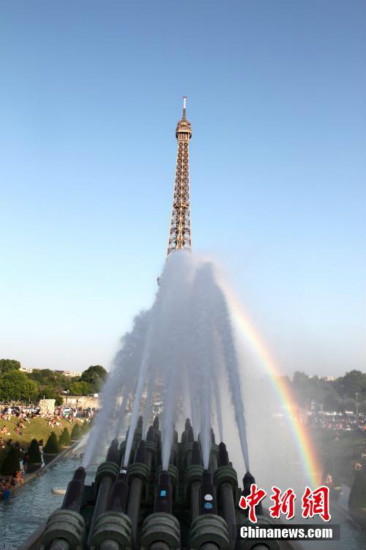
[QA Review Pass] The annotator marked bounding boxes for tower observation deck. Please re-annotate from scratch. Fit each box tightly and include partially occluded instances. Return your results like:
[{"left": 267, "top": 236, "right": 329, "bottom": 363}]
[{"left": 167, "top": 96, "right": 193, "bottom": 256}]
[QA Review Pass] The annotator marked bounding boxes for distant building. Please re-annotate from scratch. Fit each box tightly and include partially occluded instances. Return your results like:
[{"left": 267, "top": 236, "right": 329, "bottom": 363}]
[
  {"left": 20, "top": 367, "right": 81, "bottom": 377},
  {"left": 38, "top": 398, "right": 55, "bottom": 415},
  {"left": 55, "top": 370, "right": 82, "bottom": 378},
  {"left": 63, "top": 395, "right": 100, "bottom": 409},
  {"left": 20, "top": 366, "right": 33, "bottom": 374}
]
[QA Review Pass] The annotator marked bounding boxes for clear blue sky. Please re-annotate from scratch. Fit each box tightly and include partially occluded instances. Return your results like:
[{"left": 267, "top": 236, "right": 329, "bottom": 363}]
[{"left": 0, "top": 1, "right": 364, "bottom": 376}]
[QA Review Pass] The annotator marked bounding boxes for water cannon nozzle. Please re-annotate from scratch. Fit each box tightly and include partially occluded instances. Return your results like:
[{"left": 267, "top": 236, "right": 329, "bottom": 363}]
[
  {"left": 146, "top": 426, "right": 155, "bottom": 442},
  {"left": 218, "top": 442, "right": 229, "bottom": 467},
  {"left": 200, "top": 469, "right": 217, "bottom": 515},
  {"left": 154, "top": 470, "right": 173, "bottom": 514},
  {"left": 134, "top": 439, "right": 147, "bottom": 465},
  {"left": 187, "top": 426, "right": 194, "bottom": 443},
  {"left": 108, "top": 470, "right": 129, "bottom": 513},
  {"left": 73, "top": 466, "right": 86, "bottom": 482},
  {"left": 106, "top": 439, "right": 120, "bottom": 463},
  {"left": 62, "top": 467, "right": 86, "bottom": 511},
  {"left": 243, "top": 471, "right": 256, "bottom": 493},
  {"left": 192, "top": 441, "right": 202, "bottom": 466}
]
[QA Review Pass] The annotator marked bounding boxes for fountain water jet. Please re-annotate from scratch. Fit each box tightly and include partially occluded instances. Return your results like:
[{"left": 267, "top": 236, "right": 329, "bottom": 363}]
[{"left": 84, "top": 251, "right": 251, "bottom": 474}]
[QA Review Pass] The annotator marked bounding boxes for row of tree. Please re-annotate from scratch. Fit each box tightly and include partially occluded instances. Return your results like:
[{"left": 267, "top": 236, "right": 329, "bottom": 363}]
[
  {"left": 0, "top": 359, "right": 107, "bottom": 404},
  {"left": 1, "top": 359, "right": 364, "bottom": 413},
  {"left": 1, "top": 422, "right": 90, "bottom": 476},
  {"left": 288, "top": 370, "right": 366, "bottom": 413}
]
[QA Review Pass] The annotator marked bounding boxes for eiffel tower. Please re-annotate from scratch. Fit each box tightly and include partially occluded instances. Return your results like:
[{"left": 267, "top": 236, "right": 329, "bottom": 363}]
[{"left": 167, "top": 96, "right": 193, "bottom": 256}]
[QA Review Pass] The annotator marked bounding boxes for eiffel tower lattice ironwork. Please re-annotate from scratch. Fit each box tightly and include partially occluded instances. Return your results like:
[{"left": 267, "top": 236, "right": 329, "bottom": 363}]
[{"left": 167, "top": 96, "right": 193, "bottom": 256}]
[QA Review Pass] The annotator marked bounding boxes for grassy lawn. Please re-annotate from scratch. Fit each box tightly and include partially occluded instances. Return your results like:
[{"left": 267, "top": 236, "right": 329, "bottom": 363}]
[
  {"left": 0, "top": 417, "right": 83, "bottom": 469},
  {"left": 310, "top": 427, "right": 366, "bottom": 486}
]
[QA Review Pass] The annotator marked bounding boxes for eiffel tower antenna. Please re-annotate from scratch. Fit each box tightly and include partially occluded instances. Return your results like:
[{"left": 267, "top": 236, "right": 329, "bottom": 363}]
[{"left": 167, "top": 96, "right": 192, "bottom": 256}]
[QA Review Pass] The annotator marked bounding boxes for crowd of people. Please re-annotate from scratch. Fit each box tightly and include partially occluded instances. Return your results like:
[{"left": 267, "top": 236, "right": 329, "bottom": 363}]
[
  {"left": 0, "top": 403, "right": 95, "bottom": 501},
  {"left": 1, "top": 404, "right": 95, "bottom": 422},
  {"left": 1, "top": 405, "right": 39, "bottom": 422},
  {"left": 308, "top": 410, "right": 366, "bottom": 432},
  {"left": 0, "top": 470, "right": 24, "bottom": 500}
]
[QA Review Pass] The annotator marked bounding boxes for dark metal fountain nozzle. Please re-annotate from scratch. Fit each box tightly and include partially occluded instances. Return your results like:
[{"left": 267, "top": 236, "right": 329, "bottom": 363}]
[
  {"left": 134, "top": 439, "right": 147, "bottom": 465},
  {"left": 154, "top": 470, "right": 173, "bottom": 514},
  {"left": 73, "top": 466, "right": 86, "bottom": 482},
  {"left": 242, "top": 471, "right": 263, "bottom": 516},
  {"left": 41, "top": 467, "right": 86, "bottom": 550},
  {"left": 181, "top": 419, "right": 192, "bottom": 444},
  {"left": 153, "top": 416, "right": 159, "bottom": 429},
  {"left": 218, "top": 442, "right": 229, "bottom": 467},
  {"left": 146, "top": 426, "right": 155, "bottom": 442},
  {"left": 137, "top": 415, "right": 143, "bottom": 429},
  {"left": 243, "top": 472, "right": 256, "bottom": 494},
  {"left": 62, "top": 467, "right": 86, "bottom": 511},
  {"left": 185, "top": 418, "right": 192, "bottom": 430},
  {"left": 211, "top": 428, "right": 216, "bottom": 444},
  {"left": 108, "top": 469, "right": 129, "bottom": 513},
  {"left": 187, "top": 425, "right": 194, "bottom": 443},
  {"left": 200, "top": 469, "right": 217, "bottom": 515},
  {"left": 106, "top": 438, "right": 120, "bottom": 464},
  {"left": 192, "top": 441, "right": 202, "bottom": 466}
]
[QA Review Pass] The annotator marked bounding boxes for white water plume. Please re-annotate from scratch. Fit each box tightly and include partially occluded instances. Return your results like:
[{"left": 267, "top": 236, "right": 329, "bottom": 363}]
[
  {"left": 84, "top": 251, "right": 250, "bottom": 473},
  {"left": 82, "top": 311, "right": 150, "bottom": 468}
]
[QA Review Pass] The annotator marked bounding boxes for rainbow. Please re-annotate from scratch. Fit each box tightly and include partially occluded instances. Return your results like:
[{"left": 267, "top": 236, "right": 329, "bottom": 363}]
[{"left": 219, "top": 281, "right": 322, "bottom": 488}]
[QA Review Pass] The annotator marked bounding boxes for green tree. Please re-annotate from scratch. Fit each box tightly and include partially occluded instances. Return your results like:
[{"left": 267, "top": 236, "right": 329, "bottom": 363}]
[
  {"left": 343, "top": 397, "right": 357, "bottom": 412},
  {"left": 292, "top": 372, "right": 327, "bottom": 409},
  {"left": 28, "top": 439, "right": 42, "bottom": 464},
  {"left": 59, "top": 428, "right": 70, "bottom": 447},
  {"left": 0, "top": 370, "right": 38, "bottom": 402},
  {"left": 81, "top": 365, "right": 107, "bottom": 393},
  {"left": 335, "top": 370, "right": 366, "bottom": 400},
  {"left": 29, "top": 369, "right": 71, "bottom": 395},
  {"left": 349, "top": 470, "right": 366, "bottom": 510},
  {"left": 36, "top": 385, "right": 63, "bottom": 405},
  {"left": 323, "top": 386, "right": 343, "bottom": 412},
  {"left": 81, "top": 421, "right": 90, "bottom": 434},
  {"left": 1, "top": 447, "right": 20, "bottom": 475},
  {"left": 0, "top": 359, "right": 21, "bottom": 375},
  {"left": 71, "top": 423, "right": 81, "bottom": 440},
  {"left": 43, "top": 432, "right": 60, "bottom": 454},
  {"left": 69, "top": 381, "right": 91, "bottom": 396}
]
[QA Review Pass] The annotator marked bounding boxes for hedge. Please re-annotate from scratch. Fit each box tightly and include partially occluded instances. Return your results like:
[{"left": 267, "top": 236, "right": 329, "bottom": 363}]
[
  {"left": 28, "top": 439, "right": 42, "bottom": 464},
  {"left": 43, "top": 432, "right": 60, "bottom": 454},
  {"left": 59, "top": 428, "right": 71, "bottom": 447},
  {"left": 1, "top": 447, "right": 20, "bottom": 476}
]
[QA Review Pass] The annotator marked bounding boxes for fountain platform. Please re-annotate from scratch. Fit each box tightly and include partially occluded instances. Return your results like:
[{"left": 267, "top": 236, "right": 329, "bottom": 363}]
[{"left": 19, "top": 417, "right": 300, "bottom": 550}]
